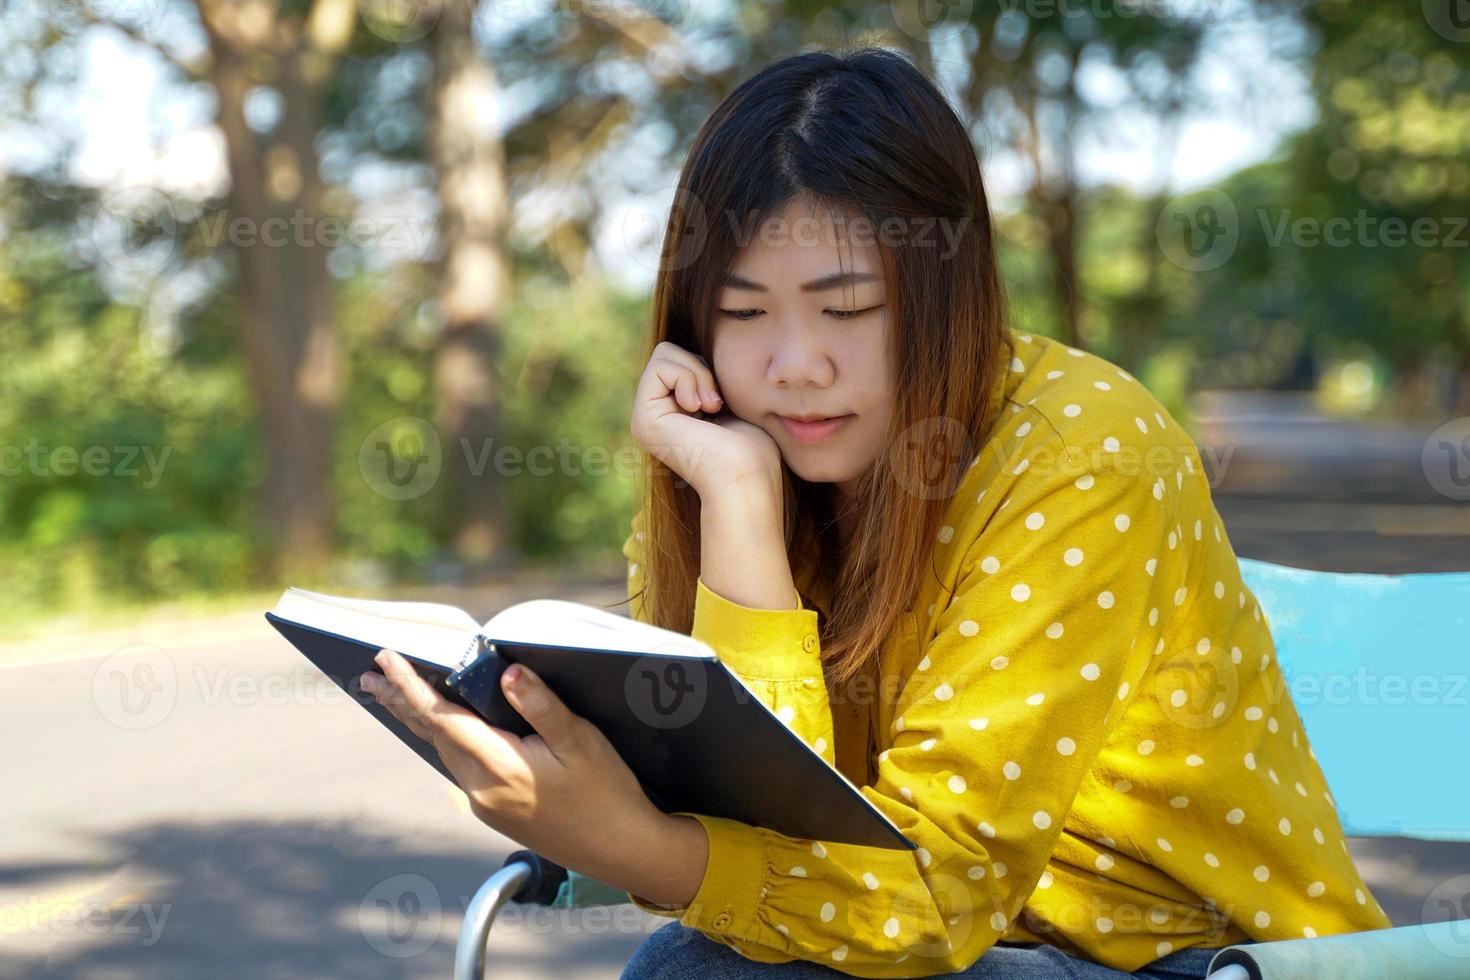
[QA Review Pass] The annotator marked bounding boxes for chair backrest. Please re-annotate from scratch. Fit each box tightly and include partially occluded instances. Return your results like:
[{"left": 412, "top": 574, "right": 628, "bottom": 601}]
[{"left": 1237, "top": 558, "right": 1470, "bottom": 842}]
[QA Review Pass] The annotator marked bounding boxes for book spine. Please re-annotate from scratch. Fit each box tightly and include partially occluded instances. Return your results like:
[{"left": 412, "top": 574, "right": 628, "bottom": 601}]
[{"left": 456, "top": 634, "right": 488, "bottom": 672}]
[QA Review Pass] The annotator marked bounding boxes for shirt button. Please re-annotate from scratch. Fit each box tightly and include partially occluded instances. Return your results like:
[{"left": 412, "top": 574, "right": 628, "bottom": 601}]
[
  {"left": 802, "top": 634, "right": 817, "bottom": 653},
  {"left": 713, "top": 912, "right": 732, "bottom": 929}
]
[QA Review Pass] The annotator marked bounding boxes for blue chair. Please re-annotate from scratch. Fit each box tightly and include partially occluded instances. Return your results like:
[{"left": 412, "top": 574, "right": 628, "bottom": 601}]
[{"left": 453, "top": 558, "right": 1470, "bottom": 979}]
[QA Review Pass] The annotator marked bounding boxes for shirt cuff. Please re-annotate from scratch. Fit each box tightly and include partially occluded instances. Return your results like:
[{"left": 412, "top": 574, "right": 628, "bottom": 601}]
[
  {"left": 692, "top": 576, "right": 822, "bottom": 681},
  {"left": 628, "top": 811, "right": 770, "bottom": 942},
  {"left": 628, "top": 893, "right": 686, "bottom": 916}
]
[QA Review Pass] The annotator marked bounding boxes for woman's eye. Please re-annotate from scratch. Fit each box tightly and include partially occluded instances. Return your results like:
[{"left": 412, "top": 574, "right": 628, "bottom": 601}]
[
  {"left": 718, "top": 308, "right": 762, "bottom": 321},
  {"left": 826, "top": 306, "right": 882, "bottom": 320}
]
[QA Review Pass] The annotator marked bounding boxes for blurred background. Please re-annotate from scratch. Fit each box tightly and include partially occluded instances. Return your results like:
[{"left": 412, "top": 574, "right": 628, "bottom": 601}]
[
  {"left": 2, "top": 1, "right": 1468, "bottom": 977},
  {"left": 3, "top": 0, "right": 1469, "bottom": 631}
]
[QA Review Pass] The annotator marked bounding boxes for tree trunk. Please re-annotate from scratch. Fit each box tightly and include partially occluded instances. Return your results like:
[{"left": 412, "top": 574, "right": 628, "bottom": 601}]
[
  {"left": 1041, "top": 189, "right": 1081, "bottom": 349},
  {"left": 430, "top": 0, "right": 512, "bottom": 568},
  {"left": 1015, "top": 95, "right": 1082, "bottom": 351},
  {"left": 200, "top": 5, "right": 345, "bottom": 580}
]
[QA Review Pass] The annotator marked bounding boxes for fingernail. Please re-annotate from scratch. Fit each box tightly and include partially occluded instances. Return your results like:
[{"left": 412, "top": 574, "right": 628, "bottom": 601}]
[{"left": 504, "top": 665, "right": 523, "bottom": 687}]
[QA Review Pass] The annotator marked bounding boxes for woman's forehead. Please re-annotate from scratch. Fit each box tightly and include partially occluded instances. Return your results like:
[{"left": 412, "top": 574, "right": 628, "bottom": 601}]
[{"left": 724, "top": 209, "right": 883, "bottom": 286}]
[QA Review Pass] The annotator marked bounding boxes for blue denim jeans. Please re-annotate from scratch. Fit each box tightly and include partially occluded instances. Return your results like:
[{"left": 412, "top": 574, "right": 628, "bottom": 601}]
[{"left": 621, "top": 920, "right": 1224, "bottom": 979}]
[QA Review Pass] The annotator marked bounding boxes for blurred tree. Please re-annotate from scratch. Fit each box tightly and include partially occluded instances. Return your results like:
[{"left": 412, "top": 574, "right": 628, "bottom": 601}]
[
  {"left": 1292, "top": 0, "right": 1470, "bottom": 406},
  {"left": 943, "top": 1, "right": 1217, "bottom": 347},
  {"left": 66, "top": 0, "right": 360, "bottom": 576},
  {"left": 429, "top": 0, "right": 511, "bottom": 568},
  {"left": 1136, "top": 0, "right": 1470, "bottom": 410},
  {"left": 0, "top": 178, "right": 261, "bottom": 611},
  {"left": 192, "top": 0, "right": 356, "bottom": 576}
]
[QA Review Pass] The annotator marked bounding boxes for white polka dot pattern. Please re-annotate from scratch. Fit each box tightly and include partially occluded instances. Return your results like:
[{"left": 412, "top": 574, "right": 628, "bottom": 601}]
[{"left": 613, "top": 329, "right": 1392, "bottom": 974}]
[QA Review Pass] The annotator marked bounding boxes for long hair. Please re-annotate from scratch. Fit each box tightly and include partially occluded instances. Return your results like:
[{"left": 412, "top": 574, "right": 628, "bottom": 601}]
[{"left": 629, "top": 45, "right": 1011, "bottom": 688}]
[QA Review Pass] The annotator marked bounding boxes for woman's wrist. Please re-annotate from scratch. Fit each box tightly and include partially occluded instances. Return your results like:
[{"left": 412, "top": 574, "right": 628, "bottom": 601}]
[
  {"left": 700, "top": 478, "right": 797, "bottom": 611},
  {"left": 701, "top": 470, "right": 783, "bottom": 519},
  {"left": 650, "top": 813, "right": 709, "bottom": 908},
  {"left": 606, "top": 811, "right": 709, "bottom": 909}
]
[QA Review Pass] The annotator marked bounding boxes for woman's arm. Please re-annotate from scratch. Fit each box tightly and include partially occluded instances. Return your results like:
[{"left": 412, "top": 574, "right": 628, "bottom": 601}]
[
  {"left": 626, "top": 334, "right": 795, "bottom": 614},
  {"left": 700, "top": 474, "right": 798, "bottom": 611},
  {"left": 604, "top": 812, "right": 710, "bottom": 909}
]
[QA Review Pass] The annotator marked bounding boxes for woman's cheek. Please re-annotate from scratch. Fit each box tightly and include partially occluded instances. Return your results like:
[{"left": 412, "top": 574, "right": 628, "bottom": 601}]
[
  {"left": 709, "top": 355, "right": 759, "bottom": 417},
  {"left": 724, "top": 394, "right": 764, "bottom": 426}
]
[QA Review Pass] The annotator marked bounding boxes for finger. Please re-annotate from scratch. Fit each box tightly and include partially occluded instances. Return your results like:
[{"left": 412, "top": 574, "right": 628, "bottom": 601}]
[
  {"left": 640, "top": 360, "right": 681, "bottom": 408},
  {"left": 654, "top": 340, "right": 708, "bottom": 368},
  {"left": 372, "top": 650, "right": 519, "bottom": 762},
  {"left": 654, "top": 341, "right": 712, "bottom": 375},
  {"left": 500, "top": 664, "right": 584, "bottom": 764},
  {"left": 673, "top": 370, "right": 704, "bottom": 413},
  {"left": 640, "top": 348, "right": 720, "bottom": 411},
  {"left": 647, "top": 362, "right": 703, "bottom": 414},
  {"left": 693, "top": 378, "right": 723, "bottom": 412},
  {"left": 652, "top": 345, "right": 721, "bottom": 407},
  {"left": 362, "top": 672, "right": 437, "bottom": 743}
]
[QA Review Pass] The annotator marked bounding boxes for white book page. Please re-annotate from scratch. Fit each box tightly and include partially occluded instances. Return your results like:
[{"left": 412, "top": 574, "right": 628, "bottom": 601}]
[
  {"left": 271, "top": 588, "right": 478, "bottom": 668},
  {"left": 481, "top": 599, "right": 716, "bottom": 659}
]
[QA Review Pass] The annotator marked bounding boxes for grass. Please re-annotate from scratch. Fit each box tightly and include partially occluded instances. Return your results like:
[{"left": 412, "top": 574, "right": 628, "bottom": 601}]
[{"left": 0, "top": 588, "right": 287, "bottom": 647}]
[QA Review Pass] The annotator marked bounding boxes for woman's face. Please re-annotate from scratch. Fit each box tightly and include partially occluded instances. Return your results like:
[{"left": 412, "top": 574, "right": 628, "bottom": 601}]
[{"left": 710, "top": 197, "right": 895, "bottom": 499}]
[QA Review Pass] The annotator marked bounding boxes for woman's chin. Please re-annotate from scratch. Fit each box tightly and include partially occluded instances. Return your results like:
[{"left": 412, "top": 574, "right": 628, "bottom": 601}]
[{"left": 781, "top": 456, "right": 857, "bottom": 487}]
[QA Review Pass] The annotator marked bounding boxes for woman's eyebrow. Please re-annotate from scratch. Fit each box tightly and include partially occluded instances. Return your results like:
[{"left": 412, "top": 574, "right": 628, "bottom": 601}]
[{"left": 722, "top": 271, "right": 882, "bottom": 293}]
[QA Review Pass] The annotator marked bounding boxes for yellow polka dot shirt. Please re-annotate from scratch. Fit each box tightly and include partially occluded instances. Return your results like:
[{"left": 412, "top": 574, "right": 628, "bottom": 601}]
[{"left": 619, "top": 328, "right": 1392, "bottom": 977}]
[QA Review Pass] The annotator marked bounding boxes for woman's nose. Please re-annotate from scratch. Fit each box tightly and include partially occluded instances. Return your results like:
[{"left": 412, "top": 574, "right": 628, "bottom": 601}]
[{"left": 768, "top": 330, "right": 836, "bottom": 388}]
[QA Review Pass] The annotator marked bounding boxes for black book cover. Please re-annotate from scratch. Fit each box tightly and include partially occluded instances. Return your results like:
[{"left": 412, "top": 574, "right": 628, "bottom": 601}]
[{"left": 266, "top": 612, "right": 914, "bottom": 851}]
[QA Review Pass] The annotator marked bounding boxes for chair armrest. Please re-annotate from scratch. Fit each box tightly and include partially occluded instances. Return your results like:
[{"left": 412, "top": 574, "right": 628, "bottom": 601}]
[
  {"left": 454, "top": 858, "right": 536, "bottom": 980},
  {"left": 499, "top": 848, "right": 568, "bottom": 906},
  {"left": 496, "top": 851, "right": 633, "bottom": 908}
]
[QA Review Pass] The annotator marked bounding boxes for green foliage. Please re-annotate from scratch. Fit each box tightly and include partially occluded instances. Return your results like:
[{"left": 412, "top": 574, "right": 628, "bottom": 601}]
[
  {"left": 6, "top": 0, "right": 1466, "bottom": 624},
  {"left": 494, "top": 277, "right": 648, "bottom": 562},
  {"left": 0, "top": 220, "right": 260, "bottom": 612},
  {"left": 327, "top": 268, "right": 649, "bottom": 583},
  {"left": 0, "top": 214, "right": 651, "bottom": 617}
]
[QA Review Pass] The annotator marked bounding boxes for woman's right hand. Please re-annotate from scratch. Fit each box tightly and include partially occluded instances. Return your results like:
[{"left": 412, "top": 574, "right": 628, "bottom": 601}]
[{"left": 629, "top": 341, "right": 783, "bottom": 499}]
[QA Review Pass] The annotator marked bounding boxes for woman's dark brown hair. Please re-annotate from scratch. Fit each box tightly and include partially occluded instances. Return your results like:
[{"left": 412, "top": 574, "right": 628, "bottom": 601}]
[{"left": 628, "top": 44, "right": 1012, "bottom": 688}]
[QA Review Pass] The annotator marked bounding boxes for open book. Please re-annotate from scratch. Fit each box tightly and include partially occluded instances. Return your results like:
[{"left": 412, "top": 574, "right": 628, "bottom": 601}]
[{"left": 266, "top": 589, "right": 914, "bottom": 851}]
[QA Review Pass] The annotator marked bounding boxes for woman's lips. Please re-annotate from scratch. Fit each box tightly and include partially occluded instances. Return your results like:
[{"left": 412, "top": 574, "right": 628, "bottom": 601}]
[{"left": 779, "top": 414, "right": 854, "bottom": 444}]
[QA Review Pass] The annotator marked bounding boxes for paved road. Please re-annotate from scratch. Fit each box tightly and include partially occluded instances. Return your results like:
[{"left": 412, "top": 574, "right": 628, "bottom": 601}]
[
  {"left": 1196, "top": 391, "right": 1470, "bottom": 573},
  {"left": 4, "top": 392, "right": 1467, "bottom": 978},
  {"left": 0, "top": 577, "right": 662, "bottom": 979}
]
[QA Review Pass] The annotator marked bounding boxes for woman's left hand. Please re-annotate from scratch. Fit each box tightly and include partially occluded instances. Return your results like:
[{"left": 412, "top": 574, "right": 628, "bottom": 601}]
[{"left": 359, "top": 649, "right": 665, "bottom": 874}]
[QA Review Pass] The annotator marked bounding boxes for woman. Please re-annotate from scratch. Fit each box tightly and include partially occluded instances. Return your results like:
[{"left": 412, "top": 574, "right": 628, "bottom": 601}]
[
  {"left": 362, "top": 45, "right": 1391, "bottom": 979},
  {"left": 614, "top": 46, "right": 1391, "bottom": 978}
]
